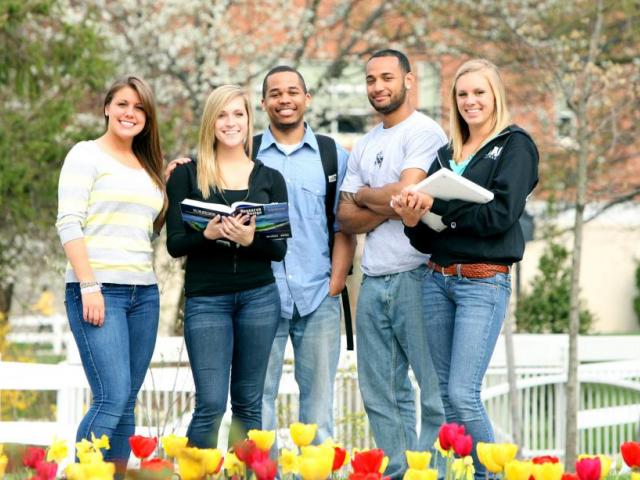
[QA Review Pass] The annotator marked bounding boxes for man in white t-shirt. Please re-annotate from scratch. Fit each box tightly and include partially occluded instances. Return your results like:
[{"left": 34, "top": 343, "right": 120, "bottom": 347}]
[{"left": 338, "top": 49, "right": 446, "bottom": 479}]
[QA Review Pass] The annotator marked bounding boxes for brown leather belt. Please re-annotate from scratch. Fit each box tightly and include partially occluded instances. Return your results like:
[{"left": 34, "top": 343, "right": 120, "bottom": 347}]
[{"left": 427, "top": 261, "right": 510, "bottom": 278}]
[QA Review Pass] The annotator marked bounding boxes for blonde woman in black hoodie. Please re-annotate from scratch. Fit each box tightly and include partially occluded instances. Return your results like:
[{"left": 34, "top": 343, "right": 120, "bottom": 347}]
[
  {"left": 166, "top": 85, "right": 287, "bottom": 448},
  {"left": 392, "top": 59, "right": 538, "bottom": 478}
]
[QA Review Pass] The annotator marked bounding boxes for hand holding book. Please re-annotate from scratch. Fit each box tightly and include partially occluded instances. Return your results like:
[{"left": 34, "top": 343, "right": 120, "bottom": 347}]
[{"left": 391, "top": 189, "right": 433, "bottom": 227}]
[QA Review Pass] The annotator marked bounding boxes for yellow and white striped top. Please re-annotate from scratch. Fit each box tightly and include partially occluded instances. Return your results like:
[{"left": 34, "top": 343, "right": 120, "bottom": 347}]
[{"left": 56, "top": 141, "right": 163, "bottom": 285}]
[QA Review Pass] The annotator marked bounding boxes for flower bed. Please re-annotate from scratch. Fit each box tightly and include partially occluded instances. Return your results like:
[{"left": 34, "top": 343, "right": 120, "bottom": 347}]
[{"left": 1, "top": 423, "right": 639, "bottom": 480}]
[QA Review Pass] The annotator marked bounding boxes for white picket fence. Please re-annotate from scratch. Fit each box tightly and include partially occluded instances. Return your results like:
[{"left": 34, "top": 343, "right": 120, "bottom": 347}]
[
  {"left": 6, "top": 314, "right": 68, "bottom": 355},
  {"left": 1, "top": 334, "right": 639, "bottom": 461}
]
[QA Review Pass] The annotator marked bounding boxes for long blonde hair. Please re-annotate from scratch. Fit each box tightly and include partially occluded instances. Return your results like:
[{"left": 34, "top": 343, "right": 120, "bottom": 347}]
[
  {"left": 197, "top": 85, "right": 254, "bottom": 198},
  {"left": 449, "top": 59, "right": 511, "bottom": 161}
]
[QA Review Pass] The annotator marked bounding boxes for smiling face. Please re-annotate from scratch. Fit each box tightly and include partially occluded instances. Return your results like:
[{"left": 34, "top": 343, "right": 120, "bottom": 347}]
[
  {"left": 262, "top": 71, "right": 310, "bottom": 131},
  {"left": 366, "top": 56, "right": 410, "bottom": 115},
  {"left": 104, "top": 86, "right": 146, "bottom": 140},
  {"left": 214, "top": 95, "right": 249, "bottom": 150},
  {"left": 454, "top": 70, "right": 496, "bottom": 132}
]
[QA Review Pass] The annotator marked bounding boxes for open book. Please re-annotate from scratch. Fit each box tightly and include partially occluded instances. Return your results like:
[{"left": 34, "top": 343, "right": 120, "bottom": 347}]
[
  {"left": 181, "top": 198, "right": 291, "bottom": 239},
  {"left": 411, "top": 168, "right": 494, "bottom": 232}
]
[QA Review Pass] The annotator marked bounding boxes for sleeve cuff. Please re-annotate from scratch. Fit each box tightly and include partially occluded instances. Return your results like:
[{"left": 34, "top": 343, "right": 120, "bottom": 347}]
[{"left": 430, "top": 198, "right": 449, "bottom": 216}]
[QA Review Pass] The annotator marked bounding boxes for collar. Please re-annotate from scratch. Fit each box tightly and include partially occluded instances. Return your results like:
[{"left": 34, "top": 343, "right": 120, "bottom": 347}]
[{"left": 259, "top": 122, "right": 318, "bottom": 154}]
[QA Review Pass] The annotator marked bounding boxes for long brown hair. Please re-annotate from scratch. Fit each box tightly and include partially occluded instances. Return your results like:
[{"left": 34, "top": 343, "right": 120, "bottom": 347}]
[{"left": 103, "top": 76, "right": 164, "bottom": 190}]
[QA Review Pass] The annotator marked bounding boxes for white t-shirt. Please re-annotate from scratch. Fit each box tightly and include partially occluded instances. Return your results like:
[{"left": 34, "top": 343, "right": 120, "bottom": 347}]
[{"left": 341, "top": 111, "right": 447, "bottom": 276}]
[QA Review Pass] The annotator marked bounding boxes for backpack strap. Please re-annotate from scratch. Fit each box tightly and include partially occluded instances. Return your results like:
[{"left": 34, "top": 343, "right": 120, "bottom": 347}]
[
  {"left": 251, "top": 134, "right": 263, "bottom": 161},
  {"left": 315, "top": 134, "right": 354, "bottom": 351}
]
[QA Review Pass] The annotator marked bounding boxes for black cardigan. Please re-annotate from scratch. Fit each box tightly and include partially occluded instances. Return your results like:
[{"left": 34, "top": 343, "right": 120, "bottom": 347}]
[
  {"left": 404, "top": 125, "right": 539, "bottom": 266},
  {"left": 166, "top": 159, "right": 287, "bottom": 296}
]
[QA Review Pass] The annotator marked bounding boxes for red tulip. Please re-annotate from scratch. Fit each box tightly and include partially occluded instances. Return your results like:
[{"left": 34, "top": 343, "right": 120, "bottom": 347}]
[
  {"left": 23, "top": 447, "right": 46, "bottom": 468},
  {"left": 438, "top": 423, "right": 466, "bottom": 451},
  {"left": 349, "top": 473, "right": 384, "bottom": 480},
  {"left": 129, "top": 435, "right": 158, "bottom": 459},
  {"left": 351, "top": 449, "right": 385, "bottom": 474},
  {"left": 576, "top": 456, "right": 601, "bottom": 480},
  {"left": 562, "top": 474, "right": 579, "bottom": 480},
  {"left": 252, "top": 458, "right": 278, "bottom": 480},
  {"left": 234, "top": 439, "right": 258, "bottom": 463},
  {"left": 453, "top": 434, "right": 473, "bottom": 457},
  {"left": 333, "top": 446, "right": 348, "bottom": 471},
  {"left": 141, "top": 457, "right": 175, "bottom": 472},
  {"left": 34, "top": 461, "right": 58, "bottom": 480},
  {"left": 533, "top": 456, "right": 560, "bottom": 464},
  {"left": 621, "top": 441, "right": 640, "bottom": 468}
]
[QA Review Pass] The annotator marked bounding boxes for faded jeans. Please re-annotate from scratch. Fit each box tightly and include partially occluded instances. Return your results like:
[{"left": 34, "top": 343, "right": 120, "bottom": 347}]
[
  {"left": 262, "top": 294, "right": 341, "bottom": 448},
  {"left": 423, "top": 268, "right": 511, "bottom": 479},
  {"left": 65, "top": 282, "right": 159, "bottom": 468},
  {"left": 357, "top": 266, "right": 444, "bottom": 480},
  {"left": 184, "top": 283, "right": 281, "bottom": 448}
]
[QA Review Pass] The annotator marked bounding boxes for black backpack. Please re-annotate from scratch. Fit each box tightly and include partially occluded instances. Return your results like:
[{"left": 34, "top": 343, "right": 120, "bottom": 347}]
[{"left": 252, "top": 133, "right": 354, "bottom": 351}]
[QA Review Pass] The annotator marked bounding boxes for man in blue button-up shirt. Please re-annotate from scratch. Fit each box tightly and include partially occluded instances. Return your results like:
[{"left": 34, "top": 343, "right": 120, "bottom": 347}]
[{"left": 257, "top": 66, "right": 356, "bottom": 446}]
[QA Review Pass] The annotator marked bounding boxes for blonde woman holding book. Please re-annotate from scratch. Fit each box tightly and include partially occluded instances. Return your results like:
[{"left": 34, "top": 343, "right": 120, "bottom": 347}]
[
  {"left": 393, "top": 59, "right": 539, "bottom": 478},
  {"left": 166, "top": 85, "right": 287, "bottom": 448}
]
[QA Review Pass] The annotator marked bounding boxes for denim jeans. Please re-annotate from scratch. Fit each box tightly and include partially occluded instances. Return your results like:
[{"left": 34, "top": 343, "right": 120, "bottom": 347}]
[
  {"left": 65, "top": 282, "right": 159, "bottom": 469},
  {"left": 262, "top": 294, "right": 341, "bottom": 448},
  {"left": 423, "top": 269, "right": 511, "bottom": 479},
  {"left": 357, "top": 266, "right": 444, "bottom": 480},
  {"left": 184, "top": 283, "right": 280, "bottom": 448}
]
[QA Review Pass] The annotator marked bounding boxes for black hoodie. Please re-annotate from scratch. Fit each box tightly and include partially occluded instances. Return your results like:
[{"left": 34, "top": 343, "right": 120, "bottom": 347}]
[
  {"left": 166, "top": 159, "right": 287, "bottom": 296},
  {"left": 404, "top": 124, "right": 539, "bottom": 266}
]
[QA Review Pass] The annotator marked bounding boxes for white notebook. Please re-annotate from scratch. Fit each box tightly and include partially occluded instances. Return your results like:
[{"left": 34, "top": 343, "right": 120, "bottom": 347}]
[{"left": 411, "top": 168, "right": 494, "bottom": 232}]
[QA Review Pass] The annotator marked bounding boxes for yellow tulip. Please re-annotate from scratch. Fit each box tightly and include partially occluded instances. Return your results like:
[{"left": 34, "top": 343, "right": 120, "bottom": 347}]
[
  {"left": 631, "top": 472, "right": 640, "bottom": 480},
  {"left": 161, "top": 433, "right": 189, "bottom": 458},
  {"left": 404, "top": 468, "right": 439, "bottom": 480},
  {"left": 66, "top": 461, "right": 116, "bottom": 480},
  {"left": 291, "top": 422, "right": 318, "bottom": 447},
  {"left": 201, "top": 448, "right": 223, "bottom": 474},
  {"left": 452, "top": 456, "right": 475, "bottom": 480},
  {"left": 477, "top": 442, "right": 519, "bottom": 474},
  {"left": 532, "top": 461, "right": 564, "bottom": 480},
  {"left": 280, "top": 448, "right": 301, "bottom": 475},
  {"left": 248, "top": 429, "right": 276, "bottom": 451},
  {"left": 224, "top": 452, "right": 246, "bottom": 477},
  {"left": 47, "top": 437, "right": 69, "bottom": 463},
  {"left": 578, "top": 455, "right": 611, "bottom": 478},
  {"left": 177, "top": 447, "right": 206, "bottom": 480},
  {"left": 300, "top": 452, "right": 333, "bottom": 480},
  {"left": 91, "top": 433, "right": 111, "bottom": 450},
  {"left": 0, "top": 454, "right": 7, "bottom": 477},
  {"left": 505, "top": 460, "right": 534, "bottom": 480},
  {"left": 76, "top": 438, "right": 104, "bottom": 464},
  {"left": 380, "top": 455, "right": 389, "bottom": 474},
  {"left": 406, "top": 451, "right": 433, "bottom": 470}
]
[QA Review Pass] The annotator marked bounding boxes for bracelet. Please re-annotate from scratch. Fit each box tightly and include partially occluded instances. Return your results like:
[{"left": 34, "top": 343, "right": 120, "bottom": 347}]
[{"left": 79, "top": 281, "right": 101, "bottom": 295}]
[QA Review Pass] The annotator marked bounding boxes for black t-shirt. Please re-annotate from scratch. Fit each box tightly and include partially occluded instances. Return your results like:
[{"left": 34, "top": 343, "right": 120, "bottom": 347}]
[{"left": 166, "top": 160, "right": 288, "bottom": 296}]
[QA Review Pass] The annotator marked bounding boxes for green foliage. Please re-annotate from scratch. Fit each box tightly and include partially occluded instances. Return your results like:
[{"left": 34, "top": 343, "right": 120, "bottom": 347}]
[
  {"left": 634, "top": 261, "right": 640, "bottom": 327},
  {"left": 515, "top": 235, "right": 594, "bottom": 334},
  {"left": 0, "top": 0, "right": 112, "bottom": 323}
]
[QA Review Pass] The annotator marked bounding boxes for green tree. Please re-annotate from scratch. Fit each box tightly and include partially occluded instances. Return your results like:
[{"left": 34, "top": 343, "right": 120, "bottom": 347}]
[
  {"left": 515, "top": 237, "right": 594, "bottom": 334},
  {"left": 634, "top": 262, "right": 640, "bottom": 327},
  {"left": 0, "top": 0, "right": 111, "bottom": 338}
]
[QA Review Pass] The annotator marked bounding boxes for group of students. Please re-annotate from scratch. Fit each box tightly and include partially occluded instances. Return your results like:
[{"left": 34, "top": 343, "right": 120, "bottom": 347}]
[{"left": 56, "top": 49, "right": 538, "bottom": 479}]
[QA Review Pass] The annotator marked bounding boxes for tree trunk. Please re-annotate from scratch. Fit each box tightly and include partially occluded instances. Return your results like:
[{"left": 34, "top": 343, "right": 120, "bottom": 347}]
[
  {"left": 565, "top": 118, "right": 589, "bottom": 467},
  {"left": 504, "top": 307, "right": 522, "bottom": 451}
]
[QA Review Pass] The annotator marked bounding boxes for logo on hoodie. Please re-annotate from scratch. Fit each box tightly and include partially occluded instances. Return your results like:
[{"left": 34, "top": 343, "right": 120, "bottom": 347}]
[{"left": 485, "top": 146, "right": 503, "bottom": 160}]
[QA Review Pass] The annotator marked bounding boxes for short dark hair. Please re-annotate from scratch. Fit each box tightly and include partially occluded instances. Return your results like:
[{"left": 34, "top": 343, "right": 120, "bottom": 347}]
[
  {"left": 367, "top": 49, "right": 411, "bottom": 74},
  {"left": 262, "top": 65, "right": 308, "bottom": 99}
]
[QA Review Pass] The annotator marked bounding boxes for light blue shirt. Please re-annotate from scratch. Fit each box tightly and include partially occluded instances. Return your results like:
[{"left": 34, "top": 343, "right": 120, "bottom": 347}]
[
  {"left": 256, "top": 125, "right": 349, "bottom": 319},
  {"left": 449, "top": 156, "right": 472, "bottom": 175}
]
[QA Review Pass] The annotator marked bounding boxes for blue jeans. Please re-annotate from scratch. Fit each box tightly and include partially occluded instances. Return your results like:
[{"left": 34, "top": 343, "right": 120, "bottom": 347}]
[
  {"left": 423, "top": 269, "right": 511, "bottom": 479},
  {"left": 357, "top": 266, "right": 444, "bottom": 480},
  {"left": 262, "top": 294, "right": 341, "bottom": 447},
  {"left": 184, "top": 283, "right": 280, "bottom": 448},
  {"left": 65, "top": 283, "right": 159, "bottom": 468}
]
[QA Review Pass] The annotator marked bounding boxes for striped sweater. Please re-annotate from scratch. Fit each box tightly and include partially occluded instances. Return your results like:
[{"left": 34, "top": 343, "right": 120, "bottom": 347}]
[{"left": 56, "top": 140, "right": 163, "bottom": 285}]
